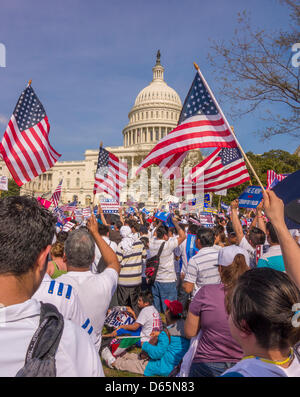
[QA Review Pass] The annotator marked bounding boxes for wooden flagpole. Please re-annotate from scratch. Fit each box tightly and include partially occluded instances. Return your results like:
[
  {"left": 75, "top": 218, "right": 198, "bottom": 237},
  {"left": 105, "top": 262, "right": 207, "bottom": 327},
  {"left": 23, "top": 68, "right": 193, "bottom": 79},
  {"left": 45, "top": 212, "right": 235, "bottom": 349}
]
[{"left": 193, "top": 62, "right": 264, "bottom": 191}]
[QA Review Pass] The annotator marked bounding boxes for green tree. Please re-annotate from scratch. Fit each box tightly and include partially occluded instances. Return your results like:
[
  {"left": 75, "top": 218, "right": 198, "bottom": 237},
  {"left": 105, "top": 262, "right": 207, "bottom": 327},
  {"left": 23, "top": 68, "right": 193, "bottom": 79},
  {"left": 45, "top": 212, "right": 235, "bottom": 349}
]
[
  {"left": 0, "top": 179, "right": 21, "bottom": 198},
  {"left": 208, "top": 0, "right": 300, "bottom": 139}
]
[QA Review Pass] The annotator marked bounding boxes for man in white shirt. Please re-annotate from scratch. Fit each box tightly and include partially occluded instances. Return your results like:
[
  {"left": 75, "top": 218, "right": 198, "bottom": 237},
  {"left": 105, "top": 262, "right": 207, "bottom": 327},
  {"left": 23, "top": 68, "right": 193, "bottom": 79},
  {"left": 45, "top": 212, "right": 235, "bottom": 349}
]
[
  {"left": 0, "top": 196, "right": 103, "bottom": 377},
  {"left": 183, "top": 227, "right": 220, "bottom": 298},
  {"left": 56, "top": 215, "right": 120, "bottom": 352},
  {"left": 33, "top": 273, "right": 95, "bottom": 339},
  {"left": 230, "top": 199, "right": 266, "bottom": 268},
  {"left": 148, "top": 217, "right": 186, "bottom": 313}
]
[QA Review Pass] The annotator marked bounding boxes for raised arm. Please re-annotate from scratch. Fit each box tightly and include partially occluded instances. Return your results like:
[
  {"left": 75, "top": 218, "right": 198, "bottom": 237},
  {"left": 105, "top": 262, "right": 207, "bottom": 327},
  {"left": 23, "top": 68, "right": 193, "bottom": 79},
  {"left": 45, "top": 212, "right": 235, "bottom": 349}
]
[
  {"left": 249, "top": 201, "right": 266, "bottom": 234},
  {"left": 230, "top": 199, "right": 244, "bottom": 244},
  {"left": 118, "top": 206, "right": 125, "bottom": 226},
  {"left": 172, "top": 217, "right": 186, "bottom": 246},
  {"left": 98, "top": 203, "right": 108, "bottom": 226},
  {"left": 263, "top": 190, "right": 300, "bottom": 289},
  {"left": 87, "top": 214, "right": 120, "bottom": 274}
]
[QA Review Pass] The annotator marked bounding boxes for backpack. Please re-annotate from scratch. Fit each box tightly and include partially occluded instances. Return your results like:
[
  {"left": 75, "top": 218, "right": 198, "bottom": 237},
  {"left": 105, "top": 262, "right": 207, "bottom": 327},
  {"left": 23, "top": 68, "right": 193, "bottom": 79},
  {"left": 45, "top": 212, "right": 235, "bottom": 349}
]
[
  {"left": 145, "top": 242, "right": 165, "bottom": 285},
  {"left": 15, "top": 302, "right": 64, "bottom": 377}
]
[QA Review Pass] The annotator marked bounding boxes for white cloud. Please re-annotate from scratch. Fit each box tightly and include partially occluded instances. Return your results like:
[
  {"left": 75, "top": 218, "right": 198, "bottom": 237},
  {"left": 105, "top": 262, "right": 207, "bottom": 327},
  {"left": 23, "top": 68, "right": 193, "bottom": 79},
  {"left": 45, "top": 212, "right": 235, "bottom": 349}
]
[{"left": 0, "top": 115, "right": 8, "bottom": 126}]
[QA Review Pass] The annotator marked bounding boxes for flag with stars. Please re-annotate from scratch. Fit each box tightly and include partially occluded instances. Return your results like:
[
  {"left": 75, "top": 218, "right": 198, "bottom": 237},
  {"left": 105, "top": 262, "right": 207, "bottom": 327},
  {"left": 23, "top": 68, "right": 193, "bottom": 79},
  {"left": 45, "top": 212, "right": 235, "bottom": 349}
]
[
  {"left": 0, "top": 84, "right": 61, "bottom": 186},
  {"left": 93, "top": 146, "right": 128, "bottom": 202},
  {"left": 176, "top": 147, "right": 250, "bottom": 196},
  {"left": 136, "top": 70, "right": 237, "bottom": 176}
]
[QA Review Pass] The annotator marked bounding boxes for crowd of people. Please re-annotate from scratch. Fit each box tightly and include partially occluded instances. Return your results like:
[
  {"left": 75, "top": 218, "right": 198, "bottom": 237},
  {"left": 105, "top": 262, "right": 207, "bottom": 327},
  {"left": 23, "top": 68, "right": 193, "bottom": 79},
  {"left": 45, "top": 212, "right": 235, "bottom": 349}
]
[{"left": 0, "top": 189, "right": 299, "bottom": 377}]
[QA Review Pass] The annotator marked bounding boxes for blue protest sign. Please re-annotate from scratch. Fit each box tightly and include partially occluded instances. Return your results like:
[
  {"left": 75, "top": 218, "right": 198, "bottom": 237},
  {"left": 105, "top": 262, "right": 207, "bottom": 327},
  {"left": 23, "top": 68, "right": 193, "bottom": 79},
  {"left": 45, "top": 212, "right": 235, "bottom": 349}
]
[
  {"left": 238, "top": 186, "right": 263, "bottom": 208},
  {"left": 154, "top": 211, "right": 175, "bottom": 227}
]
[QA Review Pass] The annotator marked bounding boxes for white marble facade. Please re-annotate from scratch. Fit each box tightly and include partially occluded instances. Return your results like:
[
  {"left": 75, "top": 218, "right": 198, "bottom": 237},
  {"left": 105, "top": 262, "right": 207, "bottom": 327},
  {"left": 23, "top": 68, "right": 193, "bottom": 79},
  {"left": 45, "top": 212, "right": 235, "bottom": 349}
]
[{"left": 2, "top": 53, "right": 183, "bottom": 206}]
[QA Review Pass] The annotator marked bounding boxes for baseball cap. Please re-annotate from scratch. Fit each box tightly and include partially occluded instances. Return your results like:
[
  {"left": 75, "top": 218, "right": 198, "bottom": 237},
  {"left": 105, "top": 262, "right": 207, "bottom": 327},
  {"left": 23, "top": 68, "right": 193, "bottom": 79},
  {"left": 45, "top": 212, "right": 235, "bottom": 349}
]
[
  {"left": 164, "top": 300, "right": 183, "bottom": 316},
  {"left": 217, "top": 245, "right": 250, "bottom": 267}
]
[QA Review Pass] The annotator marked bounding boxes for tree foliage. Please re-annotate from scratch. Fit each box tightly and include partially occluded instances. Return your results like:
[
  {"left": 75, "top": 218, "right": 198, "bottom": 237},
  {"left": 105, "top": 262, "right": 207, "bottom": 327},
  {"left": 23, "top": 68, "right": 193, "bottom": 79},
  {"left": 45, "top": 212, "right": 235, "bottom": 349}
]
[
  {"left": 208, "top": 0, "right": 300, "bottom": 139},
  {"left": 0, "top": 179, "right": 21, "bottom": 198}
]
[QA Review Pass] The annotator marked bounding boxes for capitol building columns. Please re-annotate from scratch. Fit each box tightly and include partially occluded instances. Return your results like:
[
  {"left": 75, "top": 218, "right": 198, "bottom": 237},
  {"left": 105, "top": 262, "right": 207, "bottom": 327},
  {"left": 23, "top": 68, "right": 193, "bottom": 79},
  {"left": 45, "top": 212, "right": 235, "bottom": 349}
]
[{"left": 17, "top": 51, "right": 185, "bottom": 207}]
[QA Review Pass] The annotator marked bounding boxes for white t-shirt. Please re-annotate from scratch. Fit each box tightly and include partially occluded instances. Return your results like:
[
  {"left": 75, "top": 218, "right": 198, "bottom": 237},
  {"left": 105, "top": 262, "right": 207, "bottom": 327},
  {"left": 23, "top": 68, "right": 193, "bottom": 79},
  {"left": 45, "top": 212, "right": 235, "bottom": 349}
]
[
  {"left": 136, "top": 305, "right": 162, "bottom": 343},
  {"left": 239, "top": 236, "right": 256, "bottom": 268},
  {"left": 57, "top": 268, "right": 118, "bottom": 350},
  {"left": 0, "top": 299, "right": 103, "bottom": 377},
  {"left": 222, "top": 355, "right": 300, "bottom": 377},
  {"left": 33, "top": 273, "right": 95, "bottom": 340},
  {"left": 91, "top": 236, "right": 118, "bottom": 274},
  {"left": 149, "top": 237, "right": 179, "bottom": 283}
]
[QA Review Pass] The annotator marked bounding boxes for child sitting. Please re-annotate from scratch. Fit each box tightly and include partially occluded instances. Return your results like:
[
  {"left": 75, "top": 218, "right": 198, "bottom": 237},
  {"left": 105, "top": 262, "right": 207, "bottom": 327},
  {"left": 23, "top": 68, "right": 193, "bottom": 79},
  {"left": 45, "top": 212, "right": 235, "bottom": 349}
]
[{"left": 102, "top": 299, "right": 190, "bottom": 376}]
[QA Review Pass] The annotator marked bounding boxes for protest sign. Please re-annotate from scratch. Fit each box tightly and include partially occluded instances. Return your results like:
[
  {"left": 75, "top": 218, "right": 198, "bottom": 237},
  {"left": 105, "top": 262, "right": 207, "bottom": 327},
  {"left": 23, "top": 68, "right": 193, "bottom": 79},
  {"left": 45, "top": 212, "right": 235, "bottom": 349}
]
[
  {"left": 101, "top": 199, "right": 120, "bottom": 214},
  {"left": 0, "top": 176, "right": 8, "bottom": 191},
  {"left": 199, "top": 211, "right": 215, "bottom": 228},
  {"left": 238, "top": 186, "right": 263, "bottom": 208}
]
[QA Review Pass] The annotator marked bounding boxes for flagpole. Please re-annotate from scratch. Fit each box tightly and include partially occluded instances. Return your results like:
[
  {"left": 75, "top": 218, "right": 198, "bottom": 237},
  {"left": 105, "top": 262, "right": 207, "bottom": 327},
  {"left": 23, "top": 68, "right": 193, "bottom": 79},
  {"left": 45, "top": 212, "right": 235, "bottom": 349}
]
[{"left": 193, "top": 63, "right": 265, "bottom": 192}]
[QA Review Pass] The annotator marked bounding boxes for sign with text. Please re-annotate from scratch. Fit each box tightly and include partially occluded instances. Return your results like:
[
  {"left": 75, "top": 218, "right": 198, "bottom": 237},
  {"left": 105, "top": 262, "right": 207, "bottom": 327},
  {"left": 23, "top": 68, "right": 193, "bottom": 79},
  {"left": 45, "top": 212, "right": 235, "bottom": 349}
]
[
  {"left": 0, "top": 176, "right": 8, "bottom": 191},
  {"left": 199, "top": 211, "right": 215, "bottom": 228},
  {"left": 238, "top": 186, "right": 263, "bottom": 209}
]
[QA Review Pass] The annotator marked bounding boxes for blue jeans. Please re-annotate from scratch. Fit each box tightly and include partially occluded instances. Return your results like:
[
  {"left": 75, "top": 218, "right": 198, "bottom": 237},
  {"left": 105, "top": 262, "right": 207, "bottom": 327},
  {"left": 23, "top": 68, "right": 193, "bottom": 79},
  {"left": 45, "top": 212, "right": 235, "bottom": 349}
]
[
  {"left": 189, "top": 361, "right": 236, "bottom": 377},
  {"left": 151, "top": 281, "right": 177, "bottom": 313}
]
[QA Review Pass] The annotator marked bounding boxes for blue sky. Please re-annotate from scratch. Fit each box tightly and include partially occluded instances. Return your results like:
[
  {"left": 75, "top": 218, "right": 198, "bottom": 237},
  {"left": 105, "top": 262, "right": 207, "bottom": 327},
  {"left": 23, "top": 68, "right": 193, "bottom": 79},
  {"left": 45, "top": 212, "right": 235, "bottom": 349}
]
[{"left": 0, "top": 0, "right": 297, "bottom": 161}]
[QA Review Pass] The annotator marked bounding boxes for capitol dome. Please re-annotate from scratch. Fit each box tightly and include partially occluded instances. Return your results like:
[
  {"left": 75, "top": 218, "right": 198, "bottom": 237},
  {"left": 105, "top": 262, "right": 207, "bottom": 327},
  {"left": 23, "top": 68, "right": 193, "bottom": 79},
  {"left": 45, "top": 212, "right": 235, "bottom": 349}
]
[{"left": 123, "top": 51, "right": 182, "bottom": 148}]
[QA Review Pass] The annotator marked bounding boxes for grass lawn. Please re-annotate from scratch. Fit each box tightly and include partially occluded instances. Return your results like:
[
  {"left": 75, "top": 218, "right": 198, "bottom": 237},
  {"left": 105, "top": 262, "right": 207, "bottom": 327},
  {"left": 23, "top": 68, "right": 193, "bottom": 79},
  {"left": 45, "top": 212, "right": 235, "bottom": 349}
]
[{"left": 101, "top": 313, "right": 166, "bottom": 377}]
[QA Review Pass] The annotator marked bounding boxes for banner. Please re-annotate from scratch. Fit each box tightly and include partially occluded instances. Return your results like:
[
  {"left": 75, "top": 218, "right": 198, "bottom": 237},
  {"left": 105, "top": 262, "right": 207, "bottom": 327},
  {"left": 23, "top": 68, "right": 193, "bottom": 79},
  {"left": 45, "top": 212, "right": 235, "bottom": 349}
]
[
  {"left": 238, "top": 186, "right": 263, "bottom": 209},
  {"left": 215, "top": 189, "right": 227, "bottom": 196},
  {"left": 37, "top": 197, "right": 52, "bottom": 209},
  {"left": 199, "top": 211, "right": 215, "bottom": 228},
  {"left": 0, "top": 176, "right": 8, "bottom": 191},
  {"left": 101, "top": 199, "right": 120, "bottom": 214}
]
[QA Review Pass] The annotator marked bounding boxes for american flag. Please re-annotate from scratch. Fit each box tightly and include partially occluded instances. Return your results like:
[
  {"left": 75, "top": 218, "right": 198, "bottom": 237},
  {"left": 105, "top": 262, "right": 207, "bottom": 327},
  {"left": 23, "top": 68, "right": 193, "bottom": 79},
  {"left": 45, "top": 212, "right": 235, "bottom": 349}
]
[
  {"left": 136, "top": 70, "right": 237, "bottom": 176},
  {"left": 50, "top": 179, "right": 63, "bottom": 208},
  {"left": 0, "top": 84, "right": 61, "bottom": 186},
  {"left": 93, "top": 146, "right": 128, "bottom": 202},
  {"left": 82, "top": 207, "right": 91, "bottom": 218},
  {"left": 176, "top": 147, "right": 250, "bottom": 197},
  {"left": 267, "top": 170, "right": 289, "bottom": 190},
  {"left": 60, "top": 199, "right": 78, "bottom": 212}
]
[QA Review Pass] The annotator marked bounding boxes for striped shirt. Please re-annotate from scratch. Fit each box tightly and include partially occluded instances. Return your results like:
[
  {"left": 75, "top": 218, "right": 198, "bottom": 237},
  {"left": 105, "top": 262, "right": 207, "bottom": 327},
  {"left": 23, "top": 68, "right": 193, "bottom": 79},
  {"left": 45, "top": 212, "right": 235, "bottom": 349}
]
[
  {"left": 184, "top": 246, "right": 220, "bottom": 298},
  {"left": 117, "top": 240, "right": 147, "bottom": 287}
]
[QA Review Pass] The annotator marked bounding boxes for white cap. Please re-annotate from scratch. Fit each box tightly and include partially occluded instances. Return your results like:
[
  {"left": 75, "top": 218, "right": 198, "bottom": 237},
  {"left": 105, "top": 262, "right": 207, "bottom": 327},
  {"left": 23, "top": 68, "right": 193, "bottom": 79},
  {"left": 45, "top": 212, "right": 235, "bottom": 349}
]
[{"left": 217, "top": 245, "right": 250, "bottom": 267}]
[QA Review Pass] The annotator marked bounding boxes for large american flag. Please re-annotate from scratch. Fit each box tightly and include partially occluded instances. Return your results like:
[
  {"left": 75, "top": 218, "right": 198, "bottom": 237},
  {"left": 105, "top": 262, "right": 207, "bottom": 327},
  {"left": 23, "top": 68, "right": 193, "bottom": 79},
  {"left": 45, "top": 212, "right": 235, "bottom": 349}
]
[
  {"left": 176, "top": 147, "right": 250, "bottom": 197},
  {"left": 50, "top": 179, "right": 63, "bottom": 208},
  {"left": 267, "top": 170, "right": 289, "bottom": 190},
  {"left": 93, "top": 146, "right": 128, "bottom": 202},
  {"left": 0, "top": 85, "right": 61, "bottom": 186},
  {"left": 136, "top": 70, "right": 237, "bottom": 177}
]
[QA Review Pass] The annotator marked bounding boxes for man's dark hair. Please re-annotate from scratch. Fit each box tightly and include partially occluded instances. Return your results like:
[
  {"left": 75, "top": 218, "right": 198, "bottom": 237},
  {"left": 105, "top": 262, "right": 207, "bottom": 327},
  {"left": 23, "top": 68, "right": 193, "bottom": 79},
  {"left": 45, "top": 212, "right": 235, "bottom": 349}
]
[
  {"left": 65, "top": 229, "right": 95, "bottom": 268},
  {"left": 248, "top": 227, "right": 266, "bottom": 246},
  {"left": 140, "top": 225, "right": 149, "bottom": 235},
  {"left": 56, "top": 231, "right": 69, "bottom": 243},
  {"left": 139, "top": 290, "right": 153, "bottom": 305},
  {"left": 98, "top": 223, "right": 109, "bottom": 236},
  {"left": 231, "top": 268, "right": 300, "bottom": 349},
  {"left": 156, "top": 226, "right": 168, "bottom": 239},
  {"left": 188, "top": 224, "right": 198, "bottom": 235},
  {"left": 266, "top": 222, "right": 279, "bottom": 244},
  {"left": 128, "top": 220, "right": 140, "bottom": 233},
  {"left": 196, "top": 227, "right": 215, "bottom": 248},
  {"left": 0, "top": 196, "right": 56, "bottom": 276},
  {"left": 115, "top": 221, "right": 123, "bottom": 230}
]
